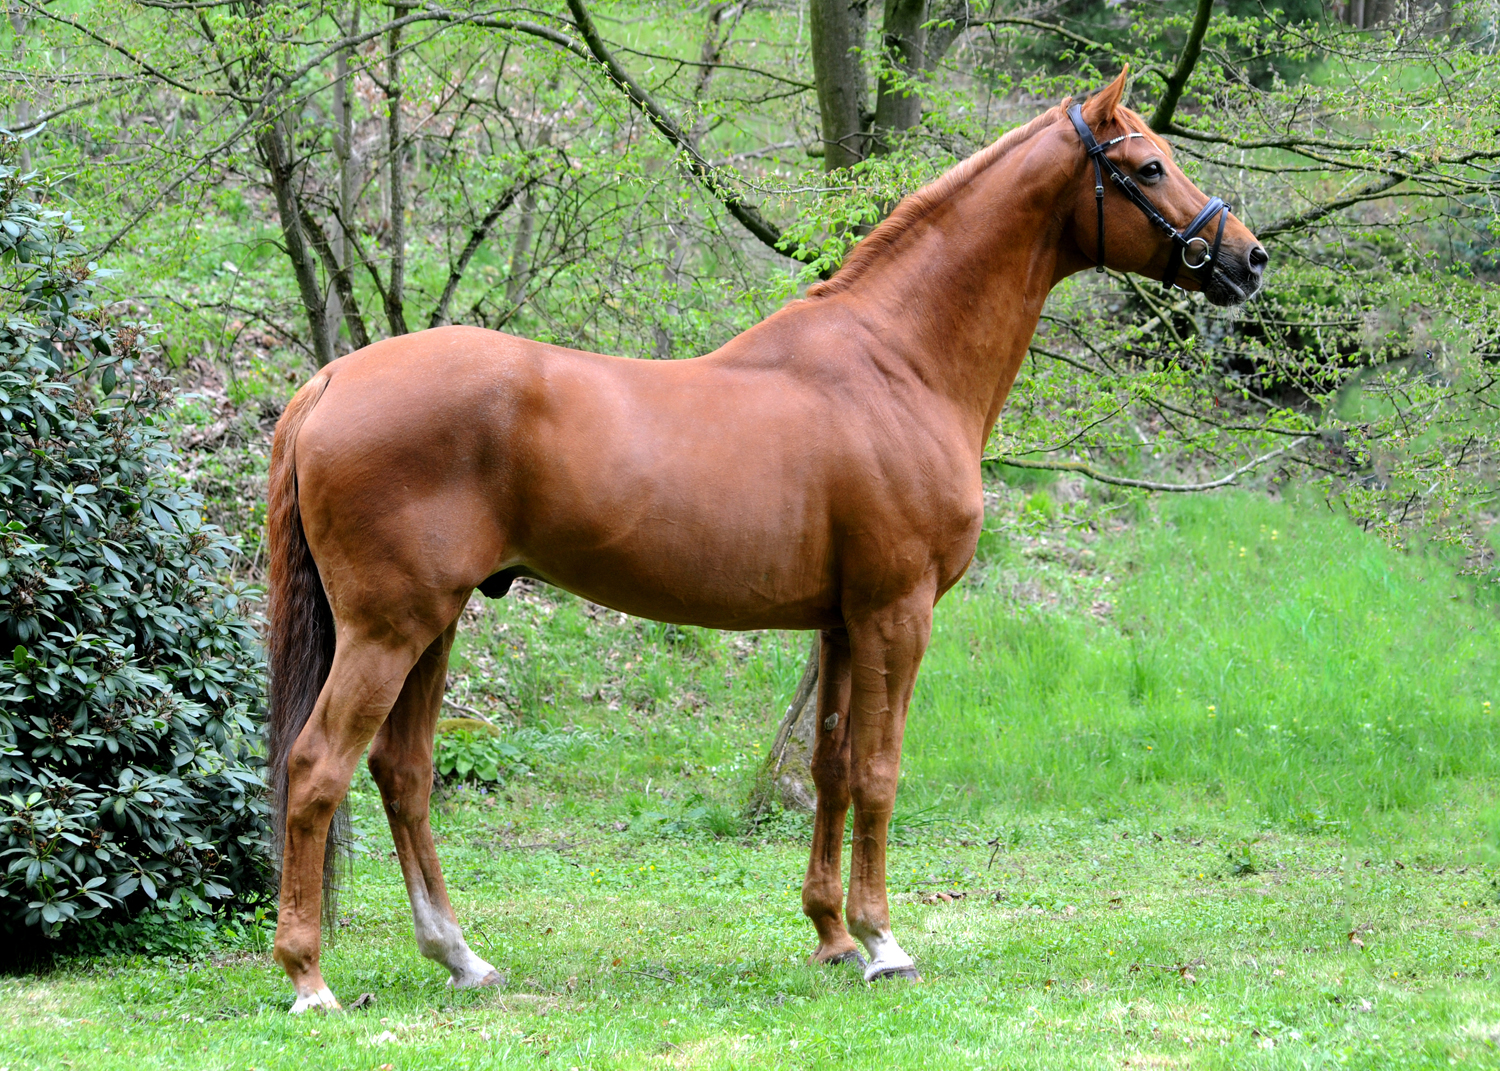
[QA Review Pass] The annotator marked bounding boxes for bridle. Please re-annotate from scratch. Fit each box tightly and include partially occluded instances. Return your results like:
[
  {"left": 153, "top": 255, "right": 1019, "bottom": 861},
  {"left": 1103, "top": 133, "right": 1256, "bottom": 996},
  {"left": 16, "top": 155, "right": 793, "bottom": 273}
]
[{"left": 1067, "top": 103, "right": 1229, "bottom": 290}]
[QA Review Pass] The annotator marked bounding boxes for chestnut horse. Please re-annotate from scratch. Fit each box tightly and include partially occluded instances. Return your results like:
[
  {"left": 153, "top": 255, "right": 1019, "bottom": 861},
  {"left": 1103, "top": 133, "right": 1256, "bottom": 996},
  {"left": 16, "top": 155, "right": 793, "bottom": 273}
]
[{"left": 265, "top": 72, "right": 1266, "bottom": 1011}]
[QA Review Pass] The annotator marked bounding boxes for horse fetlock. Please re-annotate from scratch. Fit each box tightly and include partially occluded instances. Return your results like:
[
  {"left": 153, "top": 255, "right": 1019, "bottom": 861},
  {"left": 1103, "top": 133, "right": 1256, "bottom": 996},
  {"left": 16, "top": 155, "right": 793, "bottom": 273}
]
[
  {"left": 809, "top": 937, "right": 866, "bottom": 967},
  {"left": 411, "top": 899, "right": 497, "bottom": 985},
  {"left": 273, "top": 929, "right": 320, "bottom": 976}
]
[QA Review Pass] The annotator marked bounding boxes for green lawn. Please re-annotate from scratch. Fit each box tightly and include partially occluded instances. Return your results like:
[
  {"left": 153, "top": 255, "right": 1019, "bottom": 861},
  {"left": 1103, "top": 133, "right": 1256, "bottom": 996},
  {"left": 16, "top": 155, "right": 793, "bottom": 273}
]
[{"left": 3, "top": 489, "right": 1499, "bottom": 1069}]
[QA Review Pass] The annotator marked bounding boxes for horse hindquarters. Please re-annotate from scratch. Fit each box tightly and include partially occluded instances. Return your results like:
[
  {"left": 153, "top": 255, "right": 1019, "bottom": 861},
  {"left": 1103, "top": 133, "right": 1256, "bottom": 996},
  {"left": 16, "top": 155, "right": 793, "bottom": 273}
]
[{"left": 266, "top": 374, "right": 452, "bottom": 1011}]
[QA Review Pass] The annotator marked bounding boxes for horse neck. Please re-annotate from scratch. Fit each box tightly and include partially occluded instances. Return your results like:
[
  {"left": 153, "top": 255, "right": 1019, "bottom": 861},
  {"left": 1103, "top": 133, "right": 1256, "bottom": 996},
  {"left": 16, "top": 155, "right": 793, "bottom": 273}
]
[{"left": 827, "top": 129, "right": 1079, "bottom": 449}]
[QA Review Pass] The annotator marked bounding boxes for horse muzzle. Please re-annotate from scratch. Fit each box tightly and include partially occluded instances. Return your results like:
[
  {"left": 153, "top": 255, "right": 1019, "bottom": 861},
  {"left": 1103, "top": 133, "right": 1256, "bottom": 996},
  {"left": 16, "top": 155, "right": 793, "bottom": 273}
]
[{"left": 1203, "top": 243, "right": 1268, "bottom": 307}]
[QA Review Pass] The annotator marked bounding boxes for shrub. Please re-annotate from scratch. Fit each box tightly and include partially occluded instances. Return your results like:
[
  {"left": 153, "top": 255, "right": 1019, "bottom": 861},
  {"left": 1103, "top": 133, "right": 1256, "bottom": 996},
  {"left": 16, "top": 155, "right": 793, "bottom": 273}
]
[
  {"left": 433, "top": 718, "right": 523, "bottom": 785},
  {"left": 0, "top": 137, "right": 271, "bottom": 943}
]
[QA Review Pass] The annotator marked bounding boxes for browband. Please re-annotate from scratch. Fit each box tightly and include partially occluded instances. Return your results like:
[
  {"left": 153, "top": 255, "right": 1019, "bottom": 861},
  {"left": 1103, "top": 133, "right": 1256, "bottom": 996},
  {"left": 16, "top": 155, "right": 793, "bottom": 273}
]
[{"left": 1067, "top": 103, "right": 1229, "bottom": 290}]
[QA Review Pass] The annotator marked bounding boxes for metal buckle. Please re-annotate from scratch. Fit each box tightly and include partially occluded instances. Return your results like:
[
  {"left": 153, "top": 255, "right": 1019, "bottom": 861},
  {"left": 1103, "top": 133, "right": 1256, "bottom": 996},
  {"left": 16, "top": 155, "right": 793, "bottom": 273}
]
[{"left": 1182, "top": 236, "right": 1212, "bottom": 270}]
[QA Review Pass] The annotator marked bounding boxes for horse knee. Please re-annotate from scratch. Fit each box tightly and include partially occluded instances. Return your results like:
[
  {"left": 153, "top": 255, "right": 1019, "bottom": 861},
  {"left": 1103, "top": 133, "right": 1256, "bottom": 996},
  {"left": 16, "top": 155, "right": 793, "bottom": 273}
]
[
  {"left": 284, "top": 750, "right": 350, "bottom": 825},
  {"left": 809, "top": 756, "right": 850, "bottom": 803},
  {"left": 849, "top": 757, "right": 899, "bottom": 814}
]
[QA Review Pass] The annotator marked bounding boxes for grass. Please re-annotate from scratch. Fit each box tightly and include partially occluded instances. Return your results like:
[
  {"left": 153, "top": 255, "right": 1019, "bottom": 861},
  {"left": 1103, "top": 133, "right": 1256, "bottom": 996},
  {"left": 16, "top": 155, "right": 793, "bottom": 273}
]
[
  {"left": 3, "top": 488, "right": 1499, "bottom": 1069},
  {"left": 914, "top": 488, "right": 1500, "bottom": 825}
]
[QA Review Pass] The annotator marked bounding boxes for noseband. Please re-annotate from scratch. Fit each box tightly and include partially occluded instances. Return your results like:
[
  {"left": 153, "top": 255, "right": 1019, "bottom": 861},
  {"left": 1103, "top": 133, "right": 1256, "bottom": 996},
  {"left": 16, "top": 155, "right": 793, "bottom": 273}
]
[{"left": 1067, "top": 104, "right": 1229, "bottom": 290}]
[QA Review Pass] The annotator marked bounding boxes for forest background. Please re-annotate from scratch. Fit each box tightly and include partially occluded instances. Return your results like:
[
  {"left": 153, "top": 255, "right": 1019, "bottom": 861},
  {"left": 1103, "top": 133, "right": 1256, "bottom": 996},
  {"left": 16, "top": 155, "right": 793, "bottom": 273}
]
[
  {"left": 1, "top": 0, "right": 1500, "bottom": 1066},
  {"left": 5, "top": 0, "right": 1498, "bottom": 565}
]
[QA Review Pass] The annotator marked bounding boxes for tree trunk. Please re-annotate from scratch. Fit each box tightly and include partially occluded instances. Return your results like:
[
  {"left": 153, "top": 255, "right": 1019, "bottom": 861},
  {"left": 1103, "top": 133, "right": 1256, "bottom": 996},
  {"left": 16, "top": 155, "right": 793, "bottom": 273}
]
[
  {"left": 656, "top": 3, "right": 733, "bottom": 358},
  {"left": 383, "top": 9, "right": 409, "bottom": 336},
  {"left": 505, "top": 188, "right": 537, "bottom": 315},
  {"left": 504, "top": 87, "right": 556, "bottom": 319},
  {"left": 872, "top": 0, "right": 927, "bottom": 151},
  {"left": 330, "top": 2, "right": 363, "bottom": 350},
  {"left": 260, "top": 119, "right": 336, "bottom": 367},
  {"left": 9, "top": 11, "right": 30, "bottom": 173},
  {"left": 809, "top": 0, "right": 870, "bottom": 171},
  {"left": 748, "top": 640, "right": 821, "bottom": 816},
  {"left": 924, "top": 0, "right": 975, "bottom": 64}
]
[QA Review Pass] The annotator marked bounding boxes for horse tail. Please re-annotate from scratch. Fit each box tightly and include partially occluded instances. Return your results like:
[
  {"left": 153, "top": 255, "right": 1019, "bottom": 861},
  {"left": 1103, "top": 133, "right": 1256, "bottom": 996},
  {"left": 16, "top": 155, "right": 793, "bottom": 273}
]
[{"left": 265, "top": 373, "right": 346, "bottom": 925}]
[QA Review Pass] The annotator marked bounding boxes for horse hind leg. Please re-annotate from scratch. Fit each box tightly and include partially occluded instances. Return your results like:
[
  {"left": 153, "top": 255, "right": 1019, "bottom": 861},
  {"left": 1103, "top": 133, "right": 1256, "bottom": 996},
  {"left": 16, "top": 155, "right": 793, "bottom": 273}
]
[
  {"left": 367, "top": 621, "right": 503, "bottom": 989},
  {"left": 276, "top": 637, "right": 422, "bottom": 1013}
]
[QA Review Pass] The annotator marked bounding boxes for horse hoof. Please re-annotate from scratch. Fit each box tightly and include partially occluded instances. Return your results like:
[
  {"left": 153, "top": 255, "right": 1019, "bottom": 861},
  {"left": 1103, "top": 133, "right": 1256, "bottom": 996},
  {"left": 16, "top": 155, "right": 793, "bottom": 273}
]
[
  {"left": 449, "top": 968, "right": 506, "bottom": 990},
  {"left": 810, "top": 948, "right": 867, "bottom": 968},
  {"left": 865, "top": 965, "right": 922, "bottom": 983},
  {"left": 289, "top": 986, "right": 342, "bottom": 1014}
]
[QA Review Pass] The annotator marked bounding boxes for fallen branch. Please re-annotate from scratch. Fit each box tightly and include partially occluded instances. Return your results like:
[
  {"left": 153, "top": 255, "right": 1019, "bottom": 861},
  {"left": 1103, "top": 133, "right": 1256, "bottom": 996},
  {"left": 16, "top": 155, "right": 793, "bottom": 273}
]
[
  {"left": 745, "top": 640, "right": 820, "bottom": 820},
  {"left": 441, "top": 696, "right": 499, "bottom": 726},
  {"left": 987, "top": 437, "right": 1309, "bottom": 493}
]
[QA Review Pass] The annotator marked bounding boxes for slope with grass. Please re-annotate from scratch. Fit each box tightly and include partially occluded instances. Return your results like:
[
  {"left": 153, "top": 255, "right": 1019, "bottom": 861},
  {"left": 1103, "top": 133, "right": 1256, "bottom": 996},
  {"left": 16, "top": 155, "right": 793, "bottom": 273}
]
[
  {"left": 2, "top": 489, "right": 1497, "bottom": 1069},
  {"left": 913, "top": 491, "right": 1500, "bottom": 826}
]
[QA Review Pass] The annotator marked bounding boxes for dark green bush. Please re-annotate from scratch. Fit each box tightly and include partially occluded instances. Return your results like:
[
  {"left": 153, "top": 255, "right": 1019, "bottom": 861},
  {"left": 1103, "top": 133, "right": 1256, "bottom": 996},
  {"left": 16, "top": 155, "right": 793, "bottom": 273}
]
[{"left": 0, "top": 136, "right": 271, "bottom": 942}]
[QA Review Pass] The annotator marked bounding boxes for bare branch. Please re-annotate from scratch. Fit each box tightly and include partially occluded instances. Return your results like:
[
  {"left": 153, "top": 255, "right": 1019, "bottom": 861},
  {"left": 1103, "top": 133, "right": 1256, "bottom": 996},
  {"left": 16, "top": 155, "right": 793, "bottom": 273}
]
[
  {"left": 989, "top": 438, "right": 1310, "bottom": 493},
  {"left": 430, "top": 179, "right": 529, "bottom": 328},
  {"left": 562, "top": 0, "right": 815, "bottom": 267},
  {"left": 1259, "top": 175, "right": 1405, "bottom": 239}
]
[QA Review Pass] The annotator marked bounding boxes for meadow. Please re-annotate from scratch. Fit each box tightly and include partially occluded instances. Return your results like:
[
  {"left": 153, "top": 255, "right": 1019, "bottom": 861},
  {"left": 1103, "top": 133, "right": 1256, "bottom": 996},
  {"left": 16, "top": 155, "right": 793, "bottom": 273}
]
[{"left": 2, "top": 486, "right": 1498, "bottom": 1069}]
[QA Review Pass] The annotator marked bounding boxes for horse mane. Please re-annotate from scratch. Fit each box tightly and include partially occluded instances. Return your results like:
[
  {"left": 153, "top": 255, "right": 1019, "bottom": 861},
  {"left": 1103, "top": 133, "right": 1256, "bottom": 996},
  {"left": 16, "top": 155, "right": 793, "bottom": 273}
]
[
  {"left": 806, "top": 100, "right": 1170, "bottom": 298},
  {"left": 807, "top": 105, "right": 1068, "bottom": 298}
]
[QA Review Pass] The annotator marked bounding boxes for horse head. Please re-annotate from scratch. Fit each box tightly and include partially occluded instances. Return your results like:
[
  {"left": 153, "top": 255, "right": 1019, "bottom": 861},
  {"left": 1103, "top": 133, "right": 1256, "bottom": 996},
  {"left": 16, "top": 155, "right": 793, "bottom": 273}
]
[{"left": 1067, "top": 70, "right": 1267, "bottom": 306}]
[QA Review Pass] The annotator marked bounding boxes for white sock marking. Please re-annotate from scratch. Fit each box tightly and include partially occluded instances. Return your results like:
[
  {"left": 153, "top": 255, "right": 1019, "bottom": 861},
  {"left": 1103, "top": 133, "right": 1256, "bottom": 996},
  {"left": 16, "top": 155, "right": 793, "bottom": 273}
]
[
  {"left": 289, "top": 986, "right": 341, "bottom": 1014},
  {"left": 409, "top": 885, "right": 500, "bottom": 987}
]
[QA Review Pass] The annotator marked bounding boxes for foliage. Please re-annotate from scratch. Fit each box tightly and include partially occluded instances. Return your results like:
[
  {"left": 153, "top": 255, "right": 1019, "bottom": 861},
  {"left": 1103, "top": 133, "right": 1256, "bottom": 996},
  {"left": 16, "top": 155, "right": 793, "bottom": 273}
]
[
  {"left": 432, "top": 719, "right": 524, "bottom": 784},
  {"left": 5, "top": 1, "right": 1494, "bottom": 579},
  {"left": 0, "top": 140, "right": 271, "bottom": 942}
]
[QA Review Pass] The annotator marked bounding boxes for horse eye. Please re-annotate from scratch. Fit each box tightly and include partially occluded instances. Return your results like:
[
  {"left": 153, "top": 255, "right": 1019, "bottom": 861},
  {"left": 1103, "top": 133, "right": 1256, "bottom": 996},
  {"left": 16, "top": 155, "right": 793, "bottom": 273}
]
[{"left": 1140, "top": 161, "right": 1164, "bottom": 180}]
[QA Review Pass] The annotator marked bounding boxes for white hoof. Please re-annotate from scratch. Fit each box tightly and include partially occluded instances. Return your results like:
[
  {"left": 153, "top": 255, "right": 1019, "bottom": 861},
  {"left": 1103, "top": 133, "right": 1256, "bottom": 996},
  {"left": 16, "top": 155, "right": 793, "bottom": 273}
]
[
  {"left": 860, "top": 932, "right": 918, "bottom": 983},
  {"left": 290, "top": 986, "right": 342, "bottom": 1014},
  {"left": 448, "top": 963, "right": 505, "bottom": 990}
]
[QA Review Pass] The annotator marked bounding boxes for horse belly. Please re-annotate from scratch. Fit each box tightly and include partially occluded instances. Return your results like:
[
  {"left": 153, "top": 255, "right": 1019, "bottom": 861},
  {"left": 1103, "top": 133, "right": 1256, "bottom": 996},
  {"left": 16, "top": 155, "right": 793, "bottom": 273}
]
[
  {"left": 507, "top": 382, "right": 841, "bottom": 628},
  {"left": 516, "top": 484, "right": 840, "bottom": 631}
]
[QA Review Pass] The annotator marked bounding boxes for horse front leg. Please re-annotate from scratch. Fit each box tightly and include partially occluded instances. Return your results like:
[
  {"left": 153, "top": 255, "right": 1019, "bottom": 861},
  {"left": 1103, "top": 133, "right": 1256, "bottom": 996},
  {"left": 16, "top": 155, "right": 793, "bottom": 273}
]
[
  {"left": 275, "top": 638, "right": 419, "bottom": 1013},
  {"left": 367, "top": 622, "right": 503, "bottom": 990},
  {"left": 802, "top": 628, "right": 862, "bottom": 966},
  {"left": 845, "top": 593, "right": 933, "bottom": 982}
]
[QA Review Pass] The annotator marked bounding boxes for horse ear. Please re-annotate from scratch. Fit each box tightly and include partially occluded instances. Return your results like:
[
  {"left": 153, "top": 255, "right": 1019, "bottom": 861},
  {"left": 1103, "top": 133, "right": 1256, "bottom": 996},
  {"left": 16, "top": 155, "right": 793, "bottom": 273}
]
[{"left": 1081, "top": 66, "right": 1130, "bottom": 127}]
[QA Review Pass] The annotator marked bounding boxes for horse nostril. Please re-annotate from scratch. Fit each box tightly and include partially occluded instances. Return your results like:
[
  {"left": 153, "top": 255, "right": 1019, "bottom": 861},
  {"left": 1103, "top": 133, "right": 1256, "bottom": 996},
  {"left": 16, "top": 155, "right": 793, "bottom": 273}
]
[{"left": 1248, "top": 245, "right": 1269, "bottom": 270}]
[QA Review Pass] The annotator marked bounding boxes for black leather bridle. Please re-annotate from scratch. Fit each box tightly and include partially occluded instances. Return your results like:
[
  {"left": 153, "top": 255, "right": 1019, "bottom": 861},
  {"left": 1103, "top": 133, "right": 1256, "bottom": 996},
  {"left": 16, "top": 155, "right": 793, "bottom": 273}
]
[{"left": 1067, "top": 103, "right": 1229, "bottom": 290}]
